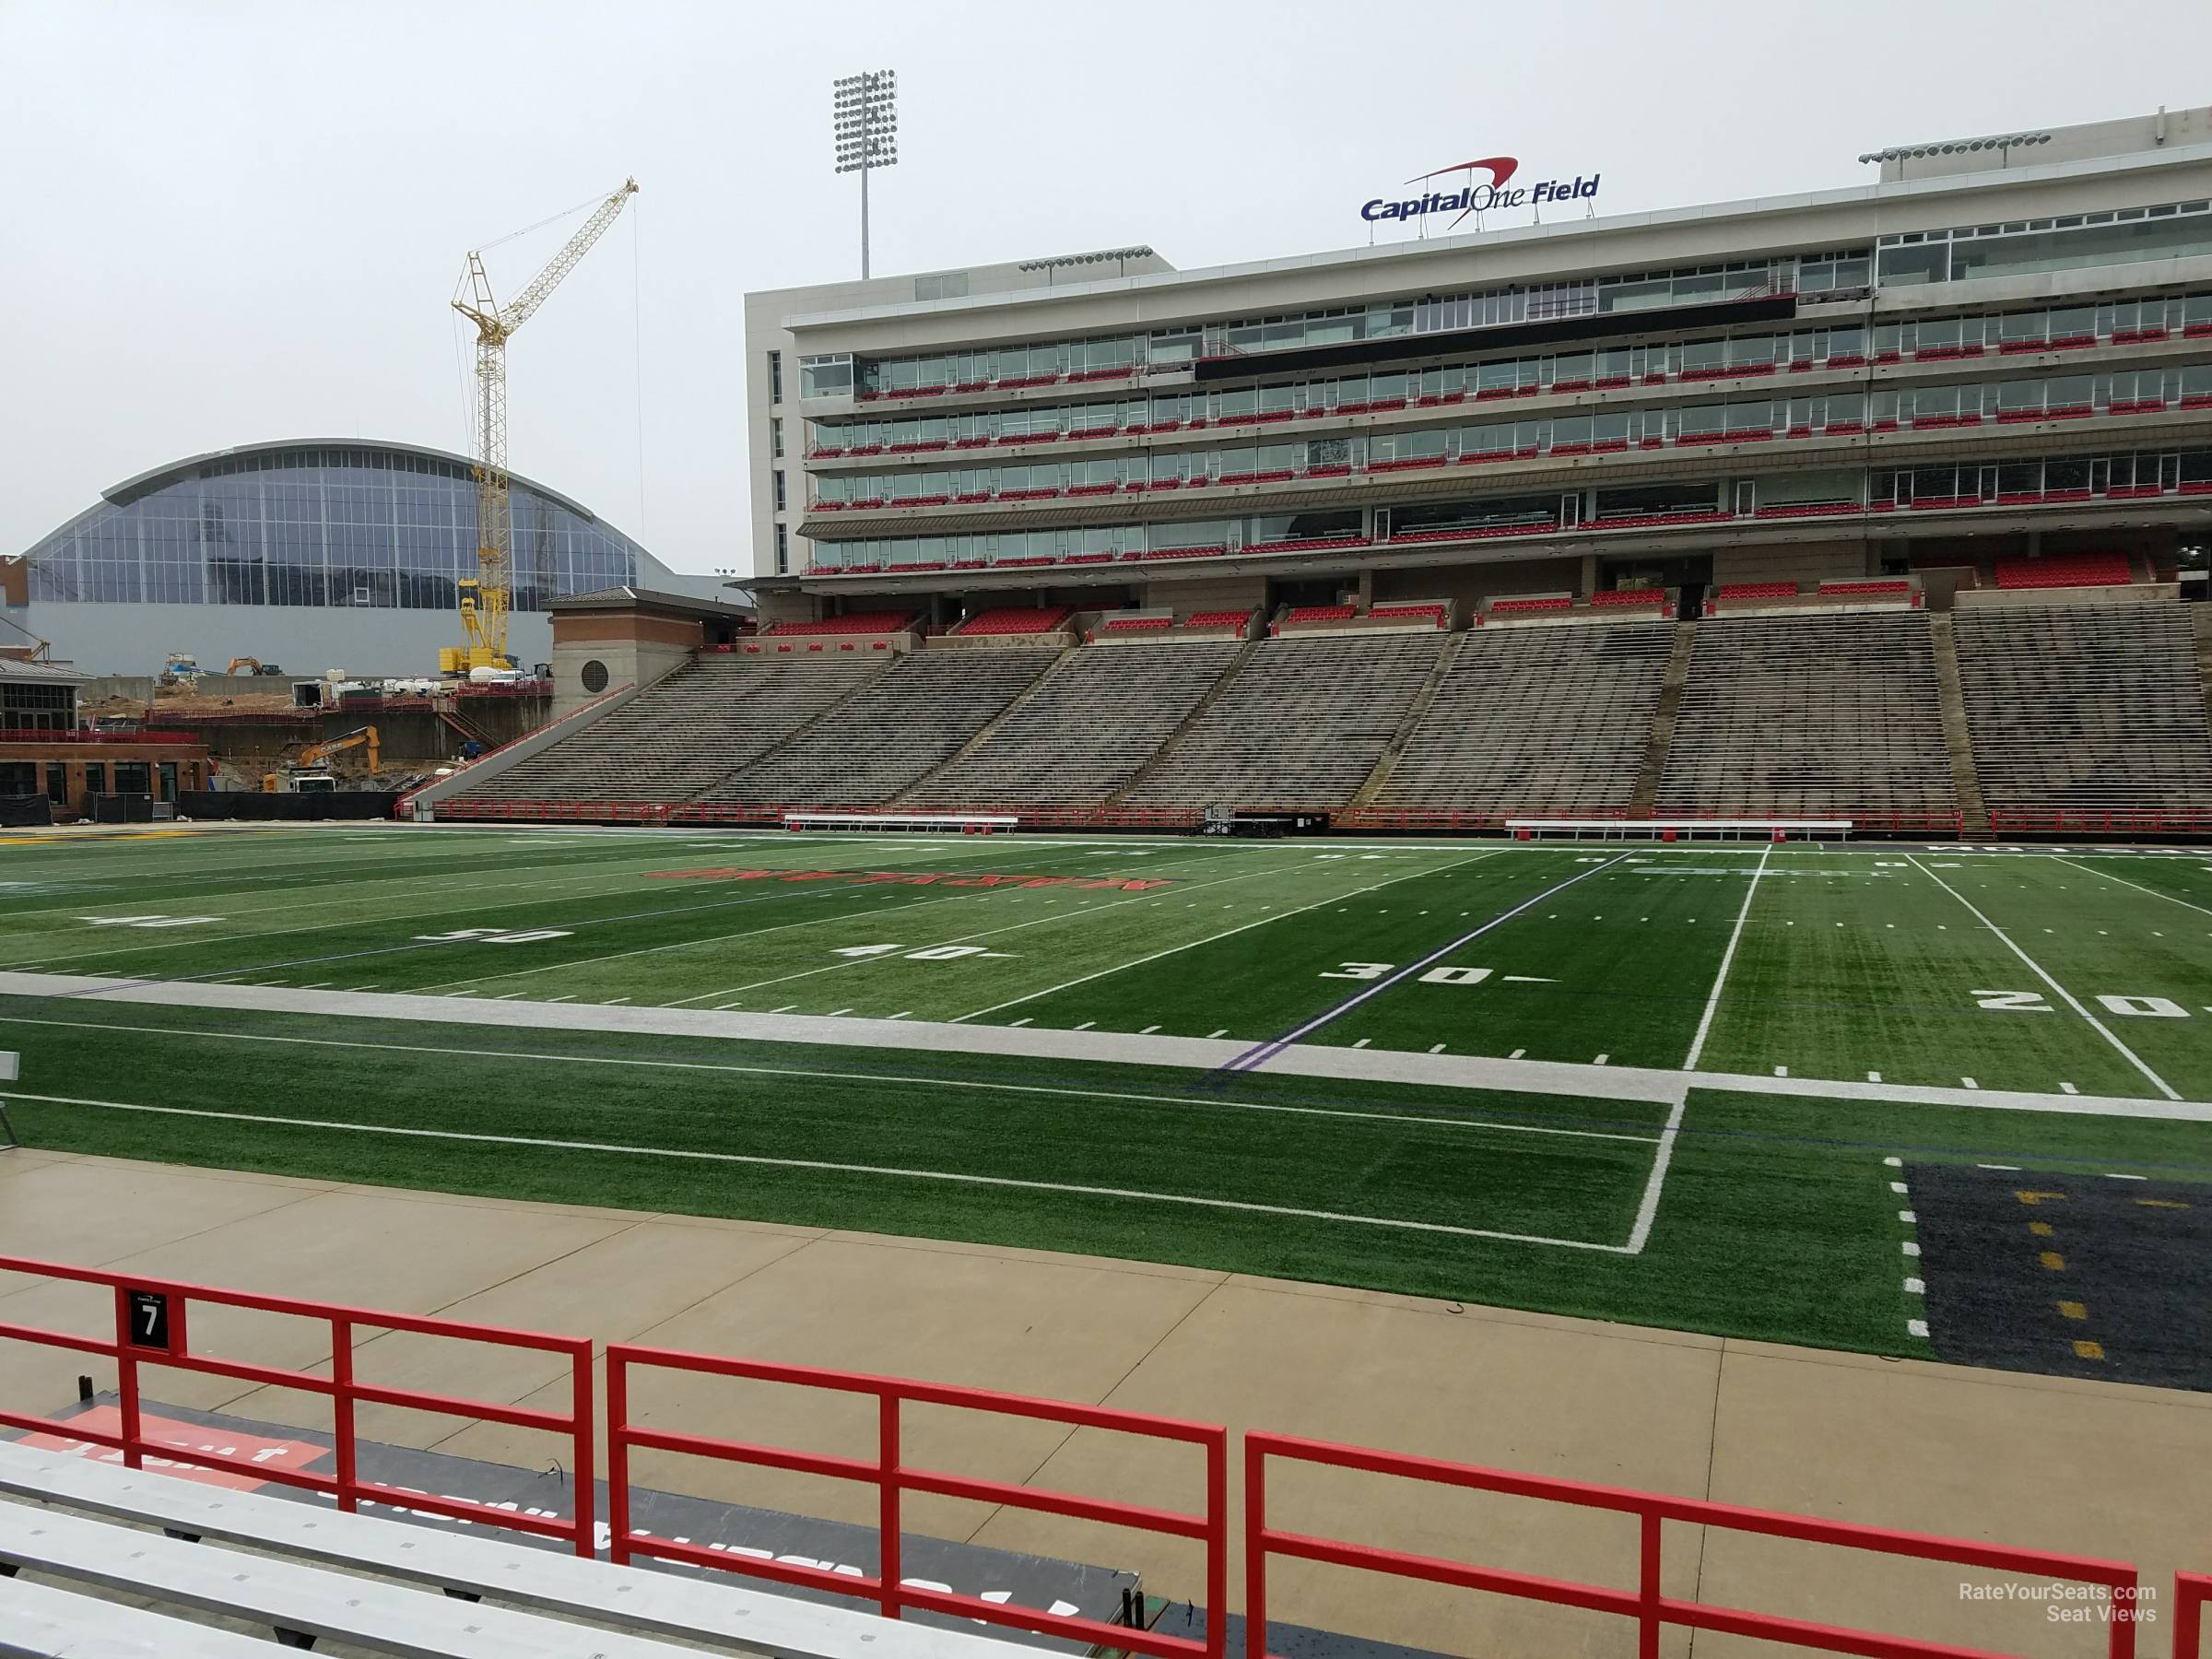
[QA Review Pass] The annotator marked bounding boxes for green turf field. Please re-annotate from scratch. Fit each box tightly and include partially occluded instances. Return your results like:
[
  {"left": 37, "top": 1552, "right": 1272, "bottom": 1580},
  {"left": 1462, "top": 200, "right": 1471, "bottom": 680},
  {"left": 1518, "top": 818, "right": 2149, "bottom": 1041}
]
[{"left": 1, "top": 823, "right": 2208, "bottom": 1380}]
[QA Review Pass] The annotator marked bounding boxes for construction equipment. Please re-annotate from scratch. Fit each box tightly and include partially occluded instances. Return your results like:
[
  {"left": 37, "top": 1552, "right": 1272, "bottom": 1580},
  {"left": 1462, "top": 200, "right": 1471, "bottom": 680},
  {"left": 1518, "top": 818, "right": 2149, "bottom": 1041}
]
[
  {"left": 447, "top": 177, "right": 640, "bottom": 677},
  {"left": 263, "top": 725, "right": 381, "bottom": 793},
  {"left": 226, "top": 657, "right": 284, "bottom": 677}
]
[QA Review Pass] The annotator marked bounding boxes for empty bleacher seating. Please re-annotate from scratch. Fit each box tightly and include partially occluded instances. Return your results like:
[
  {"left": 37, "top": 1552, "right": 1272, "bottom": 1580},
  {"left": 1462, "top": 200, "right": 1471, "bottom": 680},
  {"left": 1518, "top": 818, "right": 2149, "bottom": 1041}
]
[
  {"left": 1590, "top": 588, "right": 1668, "bottom": 610},
  {"left": 765, "top": 611, "right": 921, "bottom": 636},
  {"left": 1182, "top": 609, "right": 1252, "bottom": 630},
  {"left": 955, "top": 606, "right": 1073, "bottom": 636},
  {"left": 1276, "top": 604, "right": 1358, "bottom": 630},
  {"left": 1382, "top": 624, "right": 1676, "bottom": 814},
  {"left": 1124, "top": 634, "right": 1444, "bottom": 810},
  {"left": 693, "top": 649, "right": 1058, "bottom": 806},
  {"left": 1488, "top": 594, "right": 1574, "bottom": 617},
  {"left": 1656, "top": 613, "right": 1958, "bottom": 818},
  {"left": 909, "top": 641, "right": 1244, "bottom": 807},
  {"left": 1994, "top": 552, "right": 2132, "bottom": 591},
  {"left": 1715, "top": 582, "right": 1799, "bottom": 601},
  {"left": 456, "top": 653, "right": 886, "bottom": 806},
  {"left": 1954, "top": 603, "right": 2212, "bottom": 818},
  {"left": 1100, "top": 614, "right": 1173, "bottom": 633}
]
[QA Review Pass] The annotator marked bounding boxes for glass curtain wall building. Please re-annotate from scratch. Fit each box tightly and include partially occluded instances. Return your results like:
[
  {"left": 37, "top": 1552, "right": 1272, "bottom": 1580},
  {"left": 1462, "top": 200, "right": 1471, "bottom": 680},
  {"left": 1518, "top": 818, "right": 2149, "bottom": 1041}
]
[{"left": 9, "top": 441, "right": 691, "bottom": 675}]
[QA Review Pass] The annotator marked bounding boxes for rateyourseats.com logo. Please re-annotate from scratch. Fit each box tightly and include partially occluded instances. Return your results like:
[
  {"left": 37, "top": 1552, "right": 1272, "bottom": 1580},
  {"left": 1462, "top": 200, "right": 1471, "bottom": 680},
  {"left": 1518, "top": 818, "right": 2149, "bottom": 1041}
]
[{"left": 1360, "top": 157, "right": 1600, "bottom": 228}]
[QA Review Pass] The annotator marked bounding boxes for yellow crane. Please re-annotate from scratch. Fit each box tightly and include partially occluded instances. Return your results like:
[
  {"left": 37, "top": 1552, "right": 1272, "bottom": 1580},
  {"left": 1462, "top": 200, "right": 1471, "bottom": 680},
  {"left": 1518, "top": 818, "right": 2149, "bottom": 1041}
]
[{"left": 446, "top": 178, "right": 640, "bottom": 675}]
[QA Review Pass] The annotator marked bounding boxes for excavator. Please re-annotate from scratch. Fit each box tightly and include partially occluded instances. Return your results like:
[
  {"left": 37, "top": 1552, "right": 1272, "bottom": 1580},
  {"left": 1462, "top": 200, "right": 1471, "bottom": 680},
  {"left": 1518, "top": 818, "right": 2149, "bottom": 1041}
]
[{"left": 262, "top": 725, "right": 380, "bottom": 794}]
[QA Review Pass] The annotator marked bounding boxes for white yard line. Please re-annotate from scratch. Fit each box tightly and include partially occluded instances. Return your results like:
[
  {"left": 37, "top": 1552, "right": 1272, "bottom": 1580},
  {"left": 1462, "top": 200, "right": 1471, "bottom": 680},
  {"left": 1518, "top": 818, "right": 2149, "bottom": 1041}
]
[
  {"left": 952, "top": 849, "right": 1502, "bottom": 1023},
  {"left": 672, "top": 849, "right": 1312, "bottom": 1006},
  {"left": 1904, "top": 853, "right": 2181, "bottom": 1101},
  {"left": 0, "top": 1088, "right": 1636, "bottom": 1252},
  {"left": 0, "top": 1012, "right": 1654, "bottom": 1144},
  {"left": 2049, "top": 854, "right": 2212, "bottom": 920},
  {"left": 6, "top": 971, "right": 2207, "bottom": 1123},
  {"left": 1681, "top": 843, "right": 1771, "bottom": 1072}
]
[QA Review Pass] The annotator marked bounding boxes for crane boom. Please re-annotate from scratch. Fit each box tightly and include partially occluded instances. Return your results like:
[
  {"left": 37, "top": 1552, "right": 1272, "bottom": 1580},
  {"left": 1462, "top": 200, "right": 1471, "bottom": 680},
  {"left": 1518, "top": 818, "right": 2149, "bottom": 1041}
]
[{"left": 447, "top": 177, "right": 639, "bottom": 673}]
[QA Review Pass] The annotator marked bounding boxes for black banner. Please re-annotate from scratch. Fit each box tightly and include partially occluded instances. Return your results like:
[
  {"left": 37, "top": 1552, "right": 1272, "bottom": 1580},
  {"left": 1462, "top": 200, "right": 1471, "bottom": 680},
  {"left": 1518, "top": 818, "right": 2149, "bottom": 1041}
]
[{"left": 176, "top": 792, "right": 399, "bottom": 821}]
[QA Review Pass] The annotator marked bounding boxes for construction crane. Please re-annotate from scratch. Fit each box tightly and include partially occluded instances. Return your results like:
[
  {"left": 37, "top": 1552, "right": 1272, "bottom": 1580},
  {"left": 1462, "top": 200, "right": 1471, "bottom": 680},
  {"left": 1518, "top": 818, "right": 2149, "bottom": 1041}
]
[{"left": 447, "top": 178, "right": 639, "bottom": 676}]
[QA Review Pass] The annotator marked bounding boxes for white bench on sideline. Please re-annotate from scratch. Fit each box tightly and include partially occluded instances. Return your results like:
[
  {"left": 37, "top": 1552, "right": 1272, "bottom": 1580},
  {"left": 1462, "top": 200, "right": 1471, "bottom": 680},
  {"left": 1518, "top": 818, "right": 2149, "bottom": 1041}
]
[
  {"left": 782, "top": 812, "right": 1018, "bottom": 833},
  {"left": 0, "top": 1441, "right": 1040, "bottom": 1659},
  {"left": 0, "top": 1572, "right": 278, "bottom": 1658},
  {"left": 1506, "top": 818, "right": 1854, "bottom": 841}
]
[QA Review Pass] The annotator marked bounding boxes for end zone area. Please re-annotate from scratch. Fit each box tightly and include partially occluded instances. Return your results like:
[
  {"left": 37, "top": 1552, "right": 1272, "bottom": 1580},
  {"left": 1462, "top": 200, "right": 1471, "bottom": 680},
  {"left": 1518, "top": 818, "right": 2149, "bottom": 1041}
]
[{"left": 0, "top": 824, "right": 2208, "bottom": 1382}]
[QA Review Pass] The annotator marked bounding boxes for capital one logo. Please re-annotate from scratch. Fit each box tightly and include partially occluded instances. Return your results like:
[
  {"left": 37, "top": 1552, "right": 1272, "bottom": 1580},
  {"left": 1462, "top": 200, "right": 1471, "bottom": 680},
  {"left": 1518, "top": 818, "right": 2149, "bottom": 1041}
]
[{"left": 1360, "top": 156, "right": 1599, "bottom": 227}]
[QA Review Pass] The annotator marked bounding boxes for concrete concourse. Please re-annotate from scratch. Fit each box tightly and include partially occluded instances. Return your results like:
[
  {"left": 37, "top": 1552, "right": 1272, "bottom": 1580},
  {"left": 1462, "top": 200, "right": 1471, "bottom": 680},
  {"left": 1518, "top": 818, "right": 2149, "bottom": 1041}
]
[{"left": 0, "top": 1147, "right": 2202, "bottom": 1657}]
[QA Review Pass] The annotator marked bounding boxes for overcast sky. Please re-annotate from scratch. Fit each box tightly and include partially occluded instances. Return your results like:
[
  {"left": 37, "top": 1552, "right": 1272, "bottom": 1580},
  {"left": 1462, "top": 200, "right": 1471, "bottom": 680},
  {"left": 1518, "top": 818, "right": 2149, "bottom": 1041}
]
[{"left": 6, "top": 0, "right": 2211, "bottom": 573}]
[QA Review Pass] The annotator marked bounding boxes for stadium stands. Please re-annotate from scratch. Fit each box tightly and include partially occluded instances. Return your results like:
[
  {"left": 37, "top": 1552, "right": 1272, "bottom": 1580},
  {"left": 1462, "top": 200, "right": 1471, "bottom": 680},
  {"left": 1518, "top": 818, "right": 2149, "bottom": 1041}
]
[
  {"left": 1487, "top": 594, "right": 1574, "bottom": 618},
  {"left": 1124, "top": 634, "right": 1444, "bottom": 810},
  {"left": 457, "top": 653, "right": 886, "bottom": 806},
  {"left": 765, "top": 611, "right": 922, "bottom": 636},
  {"left": 1993, "top": 552, "right": 2132, "bottom": 590},
  {"left": 1274, "top": 604, "right": 1358, "bottom": 631},
  {"left": 1382, "top": 624, "right": 1677, "bottom": 813},
  {"left": 693, "top": 649, "right": 1058, "bottom": 806},
  {"left": 1656, "top": 613, "right": 1959, "bottom": 818},
  {"left": 909, "top": 641, "right": 1245, "bottom": 807},
  {"left": 1099, "top": 614, "right": 1175, "bottom": 634},
  {"left": 1953, "top": 602, "right": 2212, "bottom": 818},
  {"left": 956, "top": 606, "right": 1073, "bottom": 636},
  {"left": 1182, "top": 609, "right": 1253, "bottom": 632}
]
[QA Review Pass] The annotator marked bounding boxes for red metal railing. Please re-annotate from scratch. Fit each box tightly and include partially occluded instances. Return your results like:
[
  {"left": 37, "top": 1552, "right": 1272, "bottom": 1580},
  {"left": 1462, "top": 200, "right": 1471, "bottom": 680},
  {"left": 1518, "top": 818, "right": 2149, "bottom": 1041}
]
[
  {"left": 2178, "top": 1572, "right": 2211, "bottom": 1658},
  {"left": 0, "top": 1254, "right": 595, "bottom": 1557},
  {"left": 1990, "top": 809, "right": 2212, "bottom": 837},
  {"left": 606, "top": 1346, "right": 1228, "bottom": 1658},
  {"left": 1246, "top": 1432, "right": 2142, "bottom": 1659}
]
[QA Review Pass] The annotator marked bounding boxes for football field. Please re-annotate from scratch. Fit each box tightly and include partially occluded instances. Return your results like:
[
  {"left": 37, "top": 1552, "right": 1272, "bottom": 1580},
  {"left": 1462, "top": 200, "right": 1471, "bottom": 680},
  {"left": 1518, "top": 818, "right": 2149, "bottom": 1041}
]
[{"left": 1, "top": 823, "right": 2207, "bottom": 1384}]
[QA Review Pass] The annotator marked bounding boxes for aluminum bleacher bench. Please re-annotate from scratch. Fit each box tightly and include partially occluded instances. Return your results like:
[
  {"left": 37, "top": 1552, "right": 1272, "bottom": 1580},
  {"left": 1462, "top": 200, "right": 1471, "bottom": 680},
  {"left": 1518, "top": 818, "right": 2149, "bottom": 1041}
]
[
  {"left": 0, "top": 1572, "right": 278, "bottom": 1659},
  {"left": 0, "top": 1441, "right": 1031, "bottom": 1659}
]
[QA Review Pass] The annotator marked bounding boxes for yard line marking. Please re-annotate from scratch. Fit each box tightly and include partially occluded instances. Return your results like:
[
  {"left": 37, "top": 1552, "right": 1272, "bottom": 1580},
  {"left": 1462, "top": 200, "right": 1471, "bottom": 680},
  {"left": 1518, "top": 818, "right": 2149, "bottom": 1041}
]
[
  {"left": 953, "top": 849, "right": 1502, "bottom": 1023},
  {"left": 0, "top": 1010, "right": 1672, "bottom": 1152},
  {"left": 0, "top": 1088, "right": 1649, "bottom": 1251},
  {"left": 688, "top": 850, "right": 1312, "bottom": 1006},
  {"left": 2050, "top": 854, "right": 2212, "bottom": 919},
  {"left": 1905, "top": 853, "right": 2180, "bottom": 1101},
  {"left": 1206, "top": 1029, "right": 1228, "bottom": 1039},
  {"left": 1682, "top": 843, "right": 1771, "bottom": 1071},
  {"left": 12, "top": 973, "right": 2208, "bottom": 1124},
  {"left": 1216, "top": 853, "right": 1625, "bottom": 1075}
]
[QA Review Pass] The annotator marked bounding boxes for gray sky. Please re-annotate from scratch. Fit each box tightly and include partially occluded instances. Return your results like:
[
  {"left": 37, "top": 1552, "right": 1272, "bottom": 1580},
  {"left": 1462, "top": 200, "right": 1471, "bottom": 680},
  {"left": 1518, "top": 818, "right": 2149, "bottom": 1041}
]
[{"left": 6, "top": 0, "right": 2210, "bottom": 573}]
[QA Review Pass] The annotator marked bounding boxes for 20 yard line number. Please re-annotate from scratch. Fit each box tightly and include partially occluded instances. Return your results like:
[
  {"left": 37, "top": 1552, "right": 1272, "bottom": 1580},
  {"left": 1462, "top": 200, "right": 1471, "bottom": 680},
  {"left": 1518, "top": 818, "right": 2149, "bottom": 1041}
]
[{"left": 1974, "top": 989, "right": 2193, "bottom": 1018}]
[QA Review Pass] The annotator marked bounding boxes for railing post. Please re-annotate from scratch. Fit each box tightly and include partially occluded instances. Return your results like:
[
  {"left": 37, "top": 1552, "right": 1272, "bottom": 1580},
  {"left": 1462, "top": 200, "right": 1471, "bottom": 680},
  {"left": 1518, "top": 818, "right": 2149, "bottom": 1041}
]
[
  {"left": 877, "top": 1392, "right": 903, "bottom": 1618},
  {"left": 111, "top": 1285, "right": 142, "bottom": 1470},
  {"left": 606, "top": 1351, "right": 630, "bottom": 1566},
  {"left": 331, "top": 1317, "right": 357, "bottom": 1513},
  {"left": 1638, "top": 1510, "right": 1661, "bottom": 1659},
  {"left": 571, "top": 1344, "right": 596, "bottom": 1559},
  {"left": 1205, "top": 1430, "right": 1229, "bottom": 1659},
  {"left": 2173, "top": 1574, "right": 2205, "bottom": 1659},
  {"left": 1243, "top": 1437, "right": 1267, "bottom": 1659}
]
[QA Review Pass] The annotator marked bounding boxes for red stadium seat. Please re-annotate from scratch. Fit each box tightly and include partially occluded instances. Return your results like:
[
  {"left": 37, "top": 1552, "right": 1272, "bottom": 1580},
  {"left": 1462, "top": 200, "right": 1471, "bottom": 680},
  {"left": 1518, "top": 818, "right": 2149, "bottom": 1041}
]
[
  {"left": 956, "top": 606, "right": 1074, "bottom": 636},
  {"left": 762, "top": 611, "right": 918, "bottom": 636},
  {"left": 1994, "top": 553, "right": 2133, "bottom": 591}
]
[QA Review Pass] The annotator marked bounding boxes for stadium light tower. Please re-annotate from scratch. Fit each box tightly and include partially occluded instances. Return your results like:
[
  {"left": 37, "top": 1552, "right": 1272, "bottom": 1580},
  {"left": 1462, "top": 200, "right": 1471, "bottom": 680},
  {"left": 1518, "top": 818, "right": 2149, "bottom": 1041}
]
[{"left": 832, "top": 69, "right": 898, "bottom": 279}]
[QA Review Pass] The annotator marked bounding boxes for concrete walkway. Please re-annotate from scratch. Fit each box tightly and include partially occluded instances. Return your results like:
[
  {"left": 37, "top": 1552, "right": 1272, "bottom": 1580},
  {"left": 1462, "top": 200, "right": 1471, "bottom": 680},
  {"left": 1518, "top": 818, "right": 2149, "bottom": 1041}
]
[{"left": 0, "top": 1147, "right": 2204, "bottom": 1656}]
